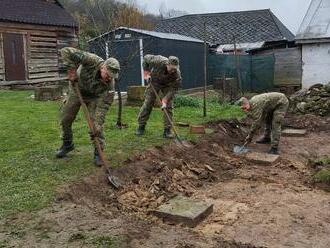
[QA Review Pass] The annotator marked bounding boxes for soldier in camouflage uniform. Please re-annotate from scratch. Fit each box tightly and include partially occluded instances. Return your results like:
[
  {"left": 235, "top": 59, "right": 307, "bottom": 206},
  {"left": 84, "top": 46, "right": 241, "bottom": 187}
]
[
  {"left": 136, "top": 54, "right": 182, "bottom": 138},
  {"left": 56, "top": 47, "right": 120, "bottom": 166},
  {"left": 236, "top": 92, "right": 289, "bottom": 154}
]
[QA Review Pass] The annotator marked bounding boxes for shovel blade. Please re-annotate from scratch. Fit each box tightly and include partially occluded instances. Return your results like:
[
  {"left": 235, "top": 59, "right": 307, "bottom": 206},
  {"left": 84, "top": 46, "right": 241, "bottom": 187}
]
[
  {"left": 107, "top": 175, "right": 123, "bottom": 189},
  {"left": 174, "top": 138, "right": 192, "bottom": 148},
  {"left": 233, "top": 145, "right": 249, "bottom": 154}
]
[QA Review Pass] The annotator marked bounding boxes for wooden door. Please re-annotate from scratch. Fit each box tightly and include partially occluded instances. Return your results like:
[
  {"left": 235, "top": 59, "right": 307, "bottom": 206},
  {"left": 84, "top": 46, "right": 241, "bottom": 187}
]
[{"left": 3, "top": 33, "right": 26, "bottom": 81}]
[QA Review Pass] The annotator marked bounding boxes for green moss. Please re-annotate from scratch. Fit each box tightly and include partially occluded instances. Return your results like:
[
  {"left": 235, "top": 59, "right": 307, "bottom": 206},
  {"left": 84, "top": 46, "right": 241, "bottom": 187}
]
[{"left": 314, "top": 169, "right": 330, "bottom": 184}]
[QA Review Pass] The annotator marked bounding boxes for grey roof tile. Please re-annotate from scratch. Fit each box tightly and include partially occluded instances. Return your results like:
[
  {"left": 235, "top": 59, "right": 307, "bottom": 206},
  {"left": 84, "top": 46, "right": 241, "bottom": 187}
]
[
  {"left": 155, "top": 9, "right": 294, "bottom": 45},
  {"left": 0, "top": 0, "right": 77, "bottom": 27}
]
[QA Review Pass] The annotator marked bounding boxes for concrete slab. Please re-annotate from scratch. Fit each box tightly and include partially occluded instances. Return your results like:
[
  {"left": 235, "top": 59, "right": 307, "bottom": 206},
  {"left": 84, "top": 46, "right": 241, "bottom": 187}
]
[
  {"left": 153, "top": 195, "right": 213, "bottom": 227},
  {"left": 245, "top": 152, "right": 280, "bottom": 165},
  {"left": 282, "top": 128, "right": 307, "bottom": 137}
]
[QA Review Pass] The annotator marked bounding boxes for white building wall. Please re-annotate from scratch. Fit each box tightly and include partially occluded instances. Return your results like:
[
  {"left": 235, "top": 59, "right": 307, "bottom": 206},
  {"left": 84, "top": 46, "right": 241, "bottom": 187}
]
[{"left": 302, "top": 43, "right": 330, "bottom": 88}]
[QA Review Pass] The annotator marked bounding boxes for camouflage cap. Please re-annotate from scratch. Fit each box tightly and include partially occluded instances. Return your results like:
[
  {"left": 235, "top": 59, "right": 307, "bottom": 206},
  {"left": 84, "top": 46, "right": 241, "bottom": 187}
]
[
  {"left": 168, "top": 56, "right": 179, "bottom": 66},
  {"left": 104, "top": 57, "right": 120, "bottom": 71},
  {"left": 235, "top": 97, "right": 248, "bottom": 106}
]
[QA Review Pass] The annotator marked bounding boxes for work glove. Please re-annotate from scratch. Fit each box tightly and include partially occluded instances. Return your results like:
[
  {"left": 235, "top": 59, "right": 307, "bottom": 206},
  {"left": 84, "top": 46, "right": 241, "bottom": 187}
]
[
  {"left": 245, "top": 134, "right": 253, "bottom": 144},
  {"left": 161, "top": 99, "right": 167, "bottom": 110}
]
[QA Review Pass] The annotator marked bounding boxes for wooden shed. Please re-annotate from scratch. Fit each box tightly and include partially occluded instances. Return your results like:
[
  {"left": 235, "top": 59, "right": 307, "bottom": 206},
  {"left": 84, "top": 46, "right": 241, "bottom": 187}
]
[{"left": 0, "top": 0, "right": 78, "bottom": 88}]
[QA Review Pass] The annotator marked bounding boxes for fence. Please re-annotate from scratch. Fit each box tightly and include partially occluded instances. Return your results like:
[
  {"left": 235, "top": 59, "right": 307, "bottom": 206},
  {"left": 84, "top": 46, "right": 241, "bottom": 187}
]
[{"left": 208, "top": 53, "right": 275, "bottom": 93}]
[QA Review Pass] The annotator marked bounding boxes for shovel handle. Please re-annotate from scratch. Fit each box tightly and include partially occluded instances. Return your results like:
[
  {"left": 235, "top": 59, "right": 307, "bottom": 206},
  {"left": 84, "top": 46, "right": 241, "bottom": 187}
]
[
  {"left": 147, "top": 80, "right": 183, "bottom": 143},
  {"left": 72, "top": 82, "right": 110, "bottom": 169}
]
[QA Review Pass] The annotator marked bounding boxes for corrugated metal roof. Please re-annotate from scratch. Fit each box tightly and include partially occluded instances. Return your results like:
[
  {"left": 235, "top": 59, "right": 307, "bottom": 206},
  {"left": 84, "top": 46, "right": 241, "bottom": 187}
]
[
  {"left": 296, "top": 0, "right": 330, "bottom": 41},
  {"left": 216, "top": 42, "right": 265, "bottom": 53},
  {"left": 89, "top": 27, "right": 204, "bottom": 43}
]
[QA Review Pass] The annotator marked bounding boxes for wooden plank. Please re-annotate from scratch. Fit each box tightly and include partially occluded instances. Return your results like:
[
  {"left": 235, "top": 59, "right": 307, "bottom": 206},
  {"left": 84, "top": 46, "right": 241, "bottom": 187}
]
[
  {"left": 30, "top": 41, "right": 57, "bottom": 47},
  {"left": 29, "top": 63, "right": 58, "bottom": 69},
  {"left": 0, "top": 77, "right": 67, "bottom": 86},
  {"left": 30, "top": 53, "right": 58, "bottom": 59},
  {"left": 29, "top": 66, "right": 59, "bottom": 73},
  {"left": 29, "top": 72, "right": 59, "bottom": 79},
  {"left": 30, "top": 47, "right": 57, "bottom": 53},
  {"left": 29, "top": 58, "right": 58, "bottom": 64},
  {"left": 30, "top": 36, "right": 57, "bottom": 42}
]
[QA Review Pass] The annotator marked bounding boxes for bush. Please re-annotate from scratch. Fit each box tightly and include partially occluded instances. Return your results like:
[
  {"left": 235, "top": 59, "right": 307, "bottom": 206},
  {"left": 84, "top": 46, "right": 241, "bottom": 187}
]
[{"left": 174, "top": 95, "right": 201, "bottom": 108}]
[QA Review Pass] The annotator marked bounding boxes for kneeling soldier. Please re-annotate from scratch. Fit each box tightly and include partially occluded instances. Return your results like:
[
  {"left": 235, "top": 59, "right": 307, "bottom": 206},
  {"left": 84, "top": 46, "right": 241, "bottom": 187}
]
[{"left": 236, "top": 92, "right": 289, "bottom": 154}]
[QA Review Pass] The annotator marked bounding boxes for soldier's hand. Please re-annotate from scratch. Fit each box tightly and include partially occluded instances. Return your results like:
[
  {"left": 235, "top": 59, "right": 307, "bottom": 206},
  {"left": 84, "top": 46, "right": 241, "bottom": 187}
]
[
  {"left": 144, "top": 70, "right": 151, "bottom": 82},
  {"left": 161, "top": 99, "right": 167, "bottom": 110},
  {"left": 67, "top": 68, "right": 77, "bottom": 82}
]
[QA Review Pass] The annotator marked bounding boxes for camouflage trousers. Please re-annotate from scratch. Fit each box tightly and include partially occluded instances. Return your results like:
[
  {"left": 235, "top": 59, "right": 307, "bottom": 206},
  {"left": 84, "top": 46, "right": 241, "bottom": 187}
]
[
  {"left": 137, "top": 84, "right": 175, "bottom": 129},
  {"left": 60, "top": 87, "right": 114, "bottom": 149},
  {"left": 263, "top": 99, "right": 289, "bottom": 148}
]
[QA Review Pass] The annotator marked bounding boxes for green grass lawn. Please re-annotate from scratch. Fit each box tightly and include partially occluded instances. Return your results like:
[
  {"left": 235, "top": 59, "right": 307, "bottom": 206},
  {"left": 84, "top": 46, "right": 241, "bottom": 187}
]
[{"left": 0, "top": 90, "right": 244, "bottom": 219}]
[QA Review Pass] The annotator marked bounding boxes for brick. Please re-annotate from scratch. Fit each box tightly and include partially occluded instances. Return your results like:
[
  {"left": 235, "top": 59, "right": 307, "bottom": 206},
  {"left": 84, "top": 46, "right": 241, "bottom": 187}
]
[
  {"left": 153, "top": 195, "right": 213, "bottom": 227},
  {"left": 190, "top": 125, "right": 206, "bottom": 134},
  {"left": 245, "top": 152, "right": 280, "bottom": 165}
]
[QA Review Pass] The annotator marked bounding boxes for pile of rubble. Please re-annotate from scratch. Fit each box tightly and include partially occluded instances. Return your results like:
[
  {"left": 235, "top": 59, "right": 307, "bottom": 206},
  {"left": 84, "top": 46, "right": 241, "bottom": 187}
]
[{"left": 290, "top": 83, "right": 330, "bottom": 116}]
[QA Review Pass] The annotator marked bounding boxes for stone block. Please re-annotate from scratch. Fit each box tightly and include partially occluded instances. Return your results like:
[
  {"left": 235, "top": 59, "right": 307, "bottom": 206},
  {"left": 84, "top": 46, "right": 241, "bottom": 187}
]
[
  {"left": 153, "top": 195, "right": 213, "bottom": 227},
  {"left": 245, "top": 152, "right": 279, "bottom": 165},
  {"left": 34, "top": 86, "right": 63, "bottom": 101},
  {"left": 282, "top": 128, "right": 307, "bottom": 137}
]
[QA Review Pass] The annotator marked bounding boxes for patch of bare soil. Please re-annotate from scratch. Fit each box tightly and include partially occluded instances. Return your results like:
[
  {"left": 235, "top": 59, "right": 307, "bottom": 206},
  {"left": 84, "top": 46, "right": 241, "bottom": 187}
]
[{"left": 1, "top": 116, "right": 330, "bottom": 248}]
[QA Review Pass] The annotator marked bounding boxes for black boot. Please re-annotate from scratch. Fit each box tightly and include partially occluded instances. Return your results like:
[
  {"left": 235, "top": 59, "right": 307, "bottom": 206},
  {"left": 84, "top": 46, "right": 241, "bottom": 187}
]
[
  {"left": 56, "top": 141, "right": 74, "bottom": 158},
  {"left": 256, "top": 136, "right": 271, "bottom": 144},
  {"left": 268, "top": 147, "right": 279, "bottom": 155},
  {"left": 163, "top": 128, "right": 174, "bottom": 139},
  {"left": 135, "top": 125, "right": 145, "bottom": 136},
  {"left": 94, "top": 149, "right": 103, "bottom": 167}
]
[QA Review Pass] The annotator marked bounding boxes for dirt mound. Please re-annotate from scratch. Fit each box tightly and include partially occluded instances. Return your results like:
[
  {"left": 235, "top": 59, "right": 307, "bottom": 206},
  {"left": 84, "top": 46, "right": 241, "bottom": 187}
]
[
  {"left": 57, "top": 120, "right": 249, "bottom": 212},
  {"left": 283, "top": 113, "right": 330, "bottom": 132}
]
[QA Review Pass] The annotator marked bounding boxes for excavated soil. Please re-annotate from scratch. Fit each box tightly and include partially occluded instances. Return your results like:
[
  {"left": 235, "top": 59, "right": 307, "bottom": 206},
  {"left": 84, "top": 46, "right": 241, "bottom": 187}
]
[{"left": 1, "top": 116, "right": 330, "bottom": 248}]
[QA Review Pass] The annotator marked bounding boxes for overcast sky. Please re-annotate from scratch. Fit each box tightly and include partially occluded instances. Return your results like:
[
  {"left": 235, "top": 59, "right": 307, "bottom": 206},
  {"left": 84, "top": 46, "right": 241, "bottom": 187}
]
[{"left": 135, "top": 0, "right": 312, "bottom": 34}]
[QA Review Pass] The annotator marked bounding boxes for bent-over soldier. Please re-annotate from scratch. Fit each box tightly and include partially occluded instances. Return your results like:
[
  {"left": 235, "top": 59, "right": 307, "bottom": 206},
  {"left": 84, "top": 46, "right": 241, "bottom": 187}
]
[
  {"left": 236, "top": 92, "right": 289, "bottom": 154},
  {"left": 136, "top": 54, "right": 182, "bottom": 138},
  {"left": 56, "top": 47, "right": 120, "bottom": 166}
]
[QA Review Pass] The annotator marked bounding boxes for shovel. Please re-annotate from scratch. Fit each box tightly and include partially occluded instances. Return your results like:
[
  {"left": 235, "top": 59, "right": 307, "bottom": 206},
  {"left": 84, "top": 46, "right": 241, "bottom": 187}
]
[
  {"left": 233, "top": 141, "right": 250, "bottom": 154},
  {"left": 73, "top": 83, "right": 122, "bottom": 189},
  {"left": 148, "top": 80, "right": 191, "bottom": 148}
]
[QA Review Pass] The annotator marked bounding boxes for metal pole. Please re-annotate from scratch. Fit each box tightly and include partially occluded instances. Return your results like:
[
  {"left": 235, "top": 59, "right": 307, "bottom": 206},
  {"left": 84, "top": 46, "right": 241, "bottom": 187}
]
[
  {"left": 139, "top": 38, "right": 144, "bottom": 86},
  {"left": 203, "top": 22, "right": 207, "bottom": 117},
  {"left": 233, "top": 36, "right": 242, "bottom": 96}
]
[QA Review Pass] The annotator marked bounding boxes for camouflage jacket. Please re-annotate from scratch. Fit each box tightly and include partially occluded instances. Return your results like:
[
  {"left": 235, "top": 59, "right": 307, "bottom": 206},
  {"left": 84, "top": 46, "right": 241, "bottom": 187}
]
[
  {"left": 248, "top": 92, "right": 288, "bottom": 136},
  {"left": 143, "top": 55, "right": 182, "bottom": 89},
  {"left": 60, "top": 47, "right": 115, "bottom": 98}
]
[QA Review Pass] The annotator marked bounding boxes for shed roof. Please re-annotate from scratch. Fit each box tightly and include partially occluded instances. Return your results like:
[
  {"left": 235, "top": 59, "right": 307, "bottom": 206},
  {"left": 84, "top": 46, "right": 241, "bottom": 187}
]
[
  {"left": 296, "top": 0, "right": 330, "bottom": 42},
  {"left": 155, "top": 9, "right": 294, "bottom": 45},
  {"left": 89, "top": 27, "right": 204, "bottom": 43},
  {"left": 0, "top": 0, "right": 77, "bottom": 28}
]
